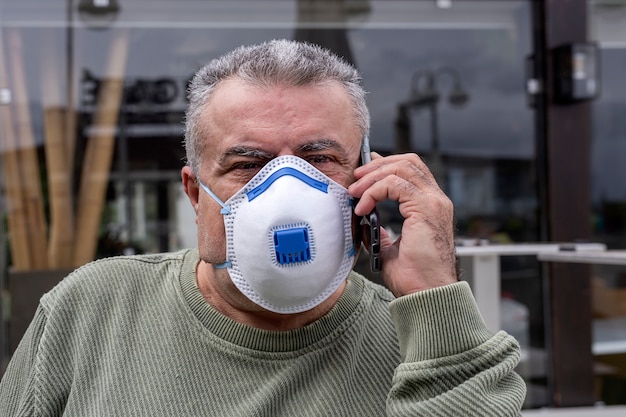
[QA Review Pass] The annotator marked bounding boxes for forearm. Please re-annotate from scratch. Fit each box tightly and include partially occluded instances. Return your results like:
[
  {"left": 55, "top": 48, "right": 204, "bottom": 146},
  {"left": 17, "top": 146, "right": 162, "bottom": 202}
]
[{"left": 386, "top": 282, "right": 526, "bottom": 416}]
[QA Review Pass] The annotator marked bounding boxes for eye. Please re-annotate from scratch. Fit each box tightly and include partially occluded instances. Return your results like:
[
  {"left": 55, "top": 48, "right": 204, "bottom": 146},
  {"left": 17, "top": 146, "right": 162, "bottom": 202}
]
[
  {"left": 227, "top": 160, "right": 267, "bottom": 182},
  {"left": 233, "top": 161, "right": 264, "bottom": 171},
  {"left": 305, "top": 154, "right": 333, "bottom": 165}
]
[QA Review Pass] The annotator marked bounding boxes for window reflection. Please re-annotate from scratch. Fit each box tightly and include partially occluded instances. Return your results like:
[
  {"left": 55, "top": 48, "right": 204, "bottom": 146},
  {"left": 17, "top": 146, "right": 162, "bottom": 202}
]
[{"left": 0, "top": 1, "right": 578, "bottom": 409}]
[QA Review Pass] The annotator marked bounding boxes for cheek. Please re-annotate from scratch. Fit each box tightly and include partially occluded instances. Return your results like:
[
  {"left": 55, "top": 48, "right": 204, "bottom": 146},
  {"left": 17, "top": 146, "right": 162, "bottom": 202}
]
[
  {"left": 196, "top": 201, "right": 228, "bottom": 261},
  {"left": 330, "top": 163, "right": 358, "bottom": 189}
]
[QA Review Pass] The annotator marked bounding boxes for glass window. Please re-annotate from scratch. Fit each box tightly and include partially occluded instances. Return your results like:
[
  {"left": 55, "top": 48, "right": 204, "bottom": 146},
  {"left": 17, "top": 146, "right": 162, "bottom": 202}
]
[{"left": 0, "top": 0, "right": 537, "bottom": 261}]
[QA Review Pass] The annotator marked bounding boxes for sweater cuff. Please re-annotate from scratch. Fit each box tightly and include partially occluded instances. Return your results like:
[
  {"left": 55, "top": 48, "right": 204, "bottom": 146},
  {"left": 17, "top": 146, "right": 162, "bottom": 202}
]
[{"left": 389, "top": 281, "right": 494, "bottom": 362}]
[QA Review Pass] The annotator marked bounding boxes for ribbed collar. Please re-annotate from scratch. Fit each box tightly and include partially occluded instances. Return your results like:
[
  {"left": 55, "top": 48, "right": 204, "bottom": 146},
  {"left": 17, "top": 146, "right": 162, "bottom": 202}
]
[{"left": 179, "top": 249, "right": 365, "bottom": 352}]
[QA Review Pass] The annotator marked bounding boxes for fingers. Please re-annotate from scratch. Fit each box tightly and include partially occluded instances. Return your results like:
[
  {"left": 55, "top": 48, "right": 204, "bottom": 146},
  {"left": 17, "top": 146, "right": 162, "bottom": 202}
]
[
  {"left": 348, "top": 153, "right": 443, "bottom": 216},
  {"left": 349, "top": 152, "right": 458, "bottom": 293}
]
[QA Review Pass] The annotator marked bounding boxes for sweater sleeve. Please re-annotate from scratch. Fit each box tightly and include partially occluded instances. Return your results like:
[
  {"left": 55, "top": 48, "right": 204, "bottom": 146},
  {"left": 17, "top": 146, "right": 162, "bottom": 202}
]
[
  {"left": 386, "top": 281, "right": 526, "bottom": 416},
  {"left": 0, "top": 306, "right": 48, "bottom": 417}
]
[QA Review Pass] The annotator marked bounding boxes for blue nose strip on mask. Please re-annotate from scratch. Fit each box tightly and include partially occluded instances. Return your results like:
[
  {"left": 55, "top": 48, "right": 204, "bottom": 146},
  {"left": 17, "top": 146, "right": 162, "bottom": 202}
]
[
  {"left": 273, "top": 227, "right": 312, "bottom": 265},
  {"left": 198, "top": 181, "right": 231, "bottom": 215},
  {"left": 247, "top": 167, "right": 328, "bottom": 201}
]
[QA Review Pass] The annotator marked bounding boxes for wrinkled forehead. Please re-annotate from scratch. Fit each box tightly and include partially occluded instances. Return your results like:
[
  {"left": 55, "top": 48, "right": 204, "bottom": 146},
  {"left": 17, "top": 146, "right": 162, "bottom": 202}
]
[{"left": 201, "top": 78, "right": 360, "bottom": 137}]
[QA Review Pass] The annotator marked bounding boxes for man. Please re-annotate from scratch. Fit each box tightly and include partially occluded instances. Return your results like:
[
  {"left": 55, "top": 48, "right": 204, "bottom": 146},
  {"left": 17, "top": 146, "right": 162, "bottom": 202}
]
[{"left": 0, "top": 39, "right": 525, "bottom": 416}]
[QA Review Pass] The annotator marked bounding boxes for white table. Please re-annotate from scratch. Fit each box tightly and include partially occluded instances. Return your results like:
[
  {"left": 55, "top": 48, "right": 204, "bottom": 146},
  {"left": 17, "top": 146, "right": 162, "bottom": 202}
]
[
  {"left": 538, "top": 250, "right": 626, "bottom": 266},
  {"left": 456, "top": 243, "right": 606, "bottom": 331}
]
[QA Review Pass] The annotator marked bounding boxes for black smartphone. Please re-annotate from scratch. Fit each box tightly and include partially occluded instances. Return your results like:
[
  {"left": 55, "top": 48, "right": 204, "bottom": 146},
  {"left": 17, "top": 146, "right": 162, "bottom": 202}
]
[{"left": 360, "top": 136, "right": 381, "bottom": 272}]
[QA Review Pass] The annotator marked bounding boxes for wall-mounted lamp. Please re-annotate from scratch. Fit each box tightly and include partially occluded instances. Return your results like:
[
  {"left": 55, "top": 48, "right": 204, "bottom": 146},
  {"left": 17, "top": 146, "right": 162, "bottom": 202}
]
[
  {"left": 78, "top": 0, "right": 120, "bottom": 28},
  {"left": 396, "top": 67, "right": 469, "bottom": 191}
]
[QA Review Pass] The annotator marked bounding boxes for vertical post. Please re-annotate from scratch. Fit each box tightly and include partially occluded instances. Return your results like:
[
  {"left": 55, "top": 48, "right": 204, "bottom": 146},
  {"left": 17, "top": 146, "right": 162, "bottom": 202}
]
[
  {"left": 534, "top": 0, "right": 595, "bottom": 407},
  {"left": 429, "top": 101, "right": 445, "bottom": 191},
  {"left": 0, "top": 31, "right": 32, "bottom": 270},
  {"left": 395, "top": 104, "right": 412, "bottom": 153},
  {"left": 41, "top": 32, "right": 76, "bottom": 268},
  {"left": 73, "top": 28, "right": 129, "bottom": 266},
  {"left": 6, "top": 30, "right": 49, "bottom": 270},
  {"left": 157, "top": 180, "right": 169, "bottom": 252}
]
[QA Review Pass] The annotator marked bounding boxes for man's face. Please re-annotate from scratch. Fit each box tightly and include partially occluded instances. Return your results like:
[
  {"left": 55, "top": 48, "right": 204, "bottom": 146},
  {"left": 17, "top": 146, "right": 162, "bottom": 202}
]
[{"left": 184, "top": 78, "right": 362, "bottom": 265}]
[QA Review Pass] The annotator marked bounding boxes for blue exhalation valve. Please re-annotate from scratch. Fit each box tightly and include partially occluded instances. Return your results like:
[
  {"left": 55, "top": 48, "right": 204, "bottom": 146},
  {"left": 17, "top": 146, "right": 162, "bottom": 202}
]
[{"left": 274, "top": 227, "right": 311, "bottom": 265}]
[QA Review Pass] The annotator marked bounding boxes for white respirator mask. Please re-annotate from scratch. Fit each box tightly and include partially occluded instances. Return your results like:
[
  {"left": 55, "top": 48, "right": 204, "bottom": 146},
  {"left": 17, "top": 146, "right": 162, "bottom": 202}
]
[{"left": 198, "top": 155, "right": 356, "bottom": 314}]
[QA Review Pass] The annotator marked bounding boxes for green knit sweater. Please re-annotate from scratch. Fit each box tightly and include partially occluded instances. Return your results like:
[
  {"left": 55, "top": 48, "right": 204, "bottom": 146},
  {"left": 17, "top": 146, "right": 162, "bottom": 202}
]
[{"left": 0, "top": 249, "right": 525, "bottom": 416}]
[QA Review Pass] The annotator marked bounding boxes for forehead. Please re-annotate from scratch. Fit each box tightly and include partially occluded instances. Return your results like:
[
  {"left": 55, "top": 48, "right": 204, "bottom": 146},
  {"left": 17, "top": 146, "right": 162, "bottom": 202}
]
[
  {"left": 199, "top": 78, "right": 361, "bottom": 153},
  {"left": 207, "top": 78, "right": 352, "bottom": 116}
]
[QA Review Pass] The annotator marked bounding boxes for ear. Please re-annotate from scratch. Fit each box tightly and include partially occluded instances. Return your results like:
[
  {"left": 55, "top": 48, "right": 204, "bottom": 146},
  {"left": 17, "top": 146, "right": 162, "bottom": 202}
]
[{"left": 181, "top": 166, "right": 200, "bottom": 214}]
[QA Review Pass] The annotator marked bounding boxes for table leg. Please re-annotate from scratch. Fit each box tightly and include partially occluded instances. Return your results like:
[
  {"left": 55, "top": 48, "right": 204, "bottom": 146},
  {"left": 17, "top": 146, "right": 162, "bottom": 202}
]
[{"left": 458, "top": 254, "right": 501, "bottom": 332}]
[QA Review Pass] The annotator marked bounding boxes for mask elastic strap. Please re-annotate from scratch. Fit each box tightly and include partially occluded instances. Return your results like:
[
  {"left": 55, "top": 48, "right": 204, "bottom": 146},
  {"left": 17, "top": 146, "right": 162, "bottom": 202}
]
[
  {"left": 198, "top": 180, "right": 231, "bottom": 215},
  {"left": 214, "top": 261, "right": 232, "bottom": 269},
  {"left": 197, "top": 180, "right": 233, "bottom": 269}
]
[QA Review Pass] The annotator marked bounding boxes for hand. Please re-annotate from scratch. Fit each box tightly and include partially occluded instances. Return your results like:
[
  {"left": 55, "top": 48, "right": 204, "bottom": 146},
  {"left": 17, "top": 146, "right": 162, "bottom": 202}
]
[{"left": 348, "top": 152, "right": 458, "bottom": 297}]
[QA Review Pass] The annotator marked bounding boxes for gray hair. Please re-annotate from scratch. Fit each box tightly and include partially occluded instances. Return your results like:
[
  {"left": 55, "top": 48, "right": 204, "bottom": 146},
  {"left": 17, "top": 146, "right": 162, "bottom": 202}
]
[{"left": 184, "top": 39, "right": 370, "bottom": 173}]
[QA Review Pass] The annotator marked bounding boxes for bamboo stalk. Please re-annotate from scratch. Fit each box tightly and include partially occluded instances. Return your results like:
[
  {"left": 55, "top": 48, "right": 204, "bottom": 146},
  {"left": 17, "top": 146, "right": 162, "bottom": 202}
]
[
  {"left": 7, "top": 29, "right": 48, "bottom": 270},
  {"left": 41, "top": 32, "right": 75, "bottom": 269},
  {"left": 73, "top": 29, "right": 129, "bottom": 266},
  {"left": 0, "top": 30, "right": 31, "bottom": 270}
]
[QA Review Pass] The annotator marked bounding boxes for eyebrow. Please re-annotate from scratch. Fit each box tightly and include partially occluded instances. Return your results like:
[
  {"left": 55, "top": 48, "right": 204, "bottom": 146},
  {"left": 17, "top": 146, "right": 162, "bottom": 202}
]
[
  {"left": 218, "top": 139, "right": 348, "bottom": 165},
  {"left": 296, "top": 139, "right": 345, "bottom": 154},
  {"left": 218, "top": 146, "right": 275, "bottom": 165}
]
